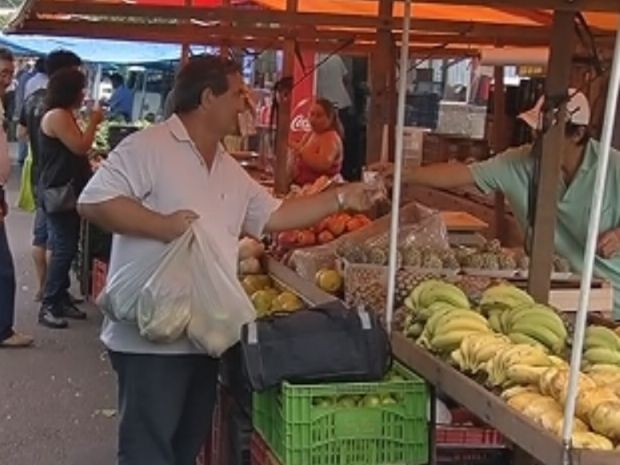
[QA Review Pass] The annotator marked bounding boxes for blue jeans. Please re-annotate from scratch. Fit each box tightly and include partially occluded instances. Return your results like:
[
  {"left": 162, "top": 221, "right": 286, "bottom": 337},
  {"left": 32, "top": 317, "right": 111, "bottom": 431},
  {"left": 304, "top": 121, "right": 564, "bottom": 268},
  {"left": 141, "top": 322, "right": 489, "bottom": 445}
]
[
  {"left": 0, "top": 222, "right": 16, "bottom": 341},
  {"left": 17, "top": 140, "right": 28, "bottom": 165},
  {"left": 42, "top": 210, "right": 80, "bottom": 312}
]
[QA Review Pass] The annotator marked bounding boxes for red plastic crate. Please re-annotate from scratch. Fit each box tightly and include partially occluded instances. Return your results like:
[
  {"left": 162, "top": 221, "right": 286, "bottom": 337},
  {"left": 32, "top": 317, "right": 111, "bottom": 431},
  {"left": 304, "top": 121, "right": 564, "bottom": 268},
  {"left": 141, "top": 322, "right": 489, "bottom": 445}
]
[
  {"left": 90, "top": 258, "right": 108, "bottom": 302},
  {"left": 436, "top": 449, "right": 511, "bottom": 465},
  {"left": 436, "top": 426, "right": 505, "bottom": 447},
  {"left": 251, "top": 433, "right": 281, "bottom": 465}
]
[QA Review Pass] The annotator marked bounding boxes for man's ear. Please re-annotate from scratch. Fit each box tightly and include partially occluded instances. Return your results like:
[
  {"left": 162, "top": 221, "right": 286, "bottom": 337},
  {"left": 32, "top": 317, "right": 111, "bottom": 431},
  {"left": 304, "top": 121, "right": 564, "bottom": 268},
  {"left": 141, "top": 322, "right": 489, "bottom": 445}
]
[{"left": 200, "top": 88, "right": 214, "bottom": 108}]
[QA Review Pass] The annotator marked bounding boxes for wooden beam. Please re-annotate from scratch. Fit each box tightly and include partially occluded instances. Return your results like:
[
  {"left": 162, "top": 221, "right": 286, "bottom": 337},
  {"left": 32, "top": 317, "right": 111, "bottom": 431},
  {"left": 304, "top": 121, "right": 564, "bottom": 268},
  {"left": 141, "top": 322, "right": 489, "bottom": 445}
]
[
  {"left": 367, "top": 0, "right": 394, "bottom": 166},
  {"left": 274, "top": 0, "right": 298, "bottom": 196},
  {"left": 26, "top": 1, "right": 559, "bottom": 42},
  {"left": 373, "top": 0, "right": 619, "bottom": 12},
  {"left": 12, "top": 19, "right": 481, "bottom": 57},
  {"left": 527, "top": 10, "right": 577, "bottom": 302},
  {"left": 493, "top": 66, "right": 507, "bottom": 244}
]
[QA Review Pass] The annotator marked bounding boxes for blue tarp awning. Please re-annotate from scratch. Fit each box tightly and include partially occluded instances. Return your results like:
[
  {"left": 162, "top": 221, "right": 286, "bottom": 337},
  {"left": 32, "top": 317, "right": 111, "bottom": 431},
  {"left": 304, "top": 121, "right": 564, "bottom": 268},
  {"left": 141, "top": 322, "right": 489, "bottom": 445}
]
[{"left": 0, "top": 33, "right": 207, "bottom": 64}]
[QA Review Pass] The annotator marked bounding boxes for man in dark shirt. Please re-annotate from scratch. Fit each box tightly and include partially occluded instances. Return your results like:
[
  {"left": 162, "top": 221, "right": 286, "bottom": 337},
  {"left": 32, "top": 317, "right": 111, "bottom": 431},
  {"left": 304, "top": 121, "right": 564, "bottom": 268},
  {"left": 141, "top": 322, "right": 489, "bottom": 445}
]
[{"left": 17, "top": 50, "right": 82, "bottom": 303}]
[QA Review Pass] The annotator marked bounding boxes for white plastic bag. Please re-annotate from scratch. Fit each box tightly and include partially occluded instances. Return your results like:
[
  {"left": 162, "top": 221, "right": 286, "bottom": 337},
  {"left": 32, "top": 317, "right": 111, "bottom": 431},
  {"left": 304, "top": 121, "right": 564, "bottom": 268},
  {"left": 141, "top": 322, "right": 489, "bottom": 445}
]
[
  {"left": 97, "top": 252, "right": 162, "bottom": 322},
  {"left": 186, "top": 222, "right": 255, "bottom": 357},
  {"left": 136, "top": 229, "right": 195, "bottom": 343}
]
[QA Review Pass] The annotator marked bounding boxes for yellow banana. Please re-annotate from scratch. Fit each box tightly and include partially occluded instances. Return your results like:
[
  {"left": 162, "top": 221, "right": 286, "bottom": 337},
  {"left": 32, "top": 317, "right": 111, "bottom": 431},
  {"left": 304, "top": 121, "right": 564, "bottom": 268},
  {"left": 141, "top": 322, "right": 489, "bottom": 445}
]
[
  {"left": 488, "top": 312, "right": 502, "bottom": 332},
  {"left": 589, "top": 400, "right": 620, "bottom": 441},
  {"left": 410, "top": 280, "right": 443, "bottom": 308},
  {"left": 431, "top": 330, "right": 481, "bottom": 353},
  {"left": 424, "top": 308, "right": 457, "bottom": 336},
  {"left": 436, "top": 318, "right": 491, "bottom": 336},
  {"left": 501, "top": 385, "right": 539, "bottom": 401},
  {"left": 572, "top": 431, "right": 615, "bottom": 450},
  {"left": 506, "top": 364, "right": 549, "bottom": 386}
]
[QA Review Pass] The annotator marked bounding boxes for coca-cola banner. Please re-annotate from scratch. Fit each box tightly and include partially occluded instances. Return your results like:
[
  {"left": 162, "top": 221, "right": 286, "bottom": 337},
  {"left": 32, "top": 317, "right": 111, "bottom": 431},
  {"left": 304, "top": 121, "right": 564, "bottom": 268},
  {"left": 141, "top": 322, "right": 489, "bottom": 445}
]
[{"left": 289, "top": 50, "right": 316, "bottom": 144}]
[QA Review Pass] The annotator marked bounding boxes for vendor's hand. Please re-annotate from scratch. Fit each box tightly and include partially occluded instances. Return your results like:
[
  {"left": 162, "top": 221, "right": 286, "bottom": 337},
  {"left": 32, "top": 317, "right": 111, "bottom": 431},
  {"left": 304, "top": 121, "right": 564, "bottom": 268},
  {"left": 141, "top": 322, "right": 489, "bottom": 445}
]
[
  {"left": 161, "top": 209, "right": 199, "bottom": 243},
  {"left": 338, "top": 182, "right": 385, "bottom": 212},
  {"left": 597, "top": 228, "right": 620, "bottom": 259}
]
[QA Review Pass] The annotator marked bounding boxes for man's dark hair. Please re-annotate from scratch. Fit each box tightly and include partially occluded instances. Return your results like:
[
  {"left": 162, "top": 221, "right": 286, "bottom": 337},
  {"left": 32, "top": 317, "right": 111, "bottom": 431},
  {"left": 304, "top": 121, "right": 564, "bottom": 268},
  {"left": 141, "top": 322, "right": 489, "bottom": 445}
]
[
  {"left": 0, "top": 47, "right": 14, "bottom": 63},
  {"left": 110, "top": 73, "right": 124, "bottom": 88},
  {"left": 173, "top": 55, "right": 241, "bottom": 114},
  {"left": 46, "top": 68, "right": 86, "bottom": 110},
  {"left": 34, "top": 57, "right": 46, "bottom": 74},
  {"left": 45, "top": 50, "right": 82, "bottom": 77}
]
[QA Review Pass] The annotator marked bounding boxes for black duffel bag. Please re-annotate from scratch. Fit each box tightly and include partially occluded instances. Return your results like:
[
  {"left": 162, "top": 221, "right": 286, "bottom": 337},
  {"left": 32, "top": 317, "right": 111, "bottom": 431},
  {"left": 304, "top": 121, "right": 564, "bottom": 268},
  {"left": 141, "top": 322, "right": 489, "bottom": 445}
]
[{"left": 240, "top": 300, "right": 391, "bottom": 391}]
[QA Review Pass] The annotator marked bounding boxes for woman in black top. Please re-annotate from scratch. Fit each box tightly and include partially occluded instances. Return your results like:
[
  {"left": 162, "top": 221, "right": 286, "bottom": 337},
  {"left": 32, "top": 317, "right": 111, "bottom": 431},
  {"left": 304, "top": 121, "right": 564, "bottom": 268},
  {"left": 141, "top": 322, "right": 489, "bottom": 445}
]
[{"left": 38, "top": 68, "right": 103, "bottom": 329}]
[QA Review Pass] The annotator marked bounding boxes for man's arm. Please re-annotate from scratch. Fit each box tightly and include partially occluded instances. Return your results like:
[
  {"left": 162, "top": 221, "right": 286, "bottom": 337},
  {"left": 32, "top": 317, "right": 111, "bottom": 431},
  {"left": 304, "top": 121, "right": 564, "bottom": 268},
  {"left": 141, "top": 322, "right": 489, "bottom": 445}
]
[
  {"left": 78, "top": 197, "right": 197, "bottom": 243},
  {"left": 264, "top": 183, "right": 378, "bottom": 233}
]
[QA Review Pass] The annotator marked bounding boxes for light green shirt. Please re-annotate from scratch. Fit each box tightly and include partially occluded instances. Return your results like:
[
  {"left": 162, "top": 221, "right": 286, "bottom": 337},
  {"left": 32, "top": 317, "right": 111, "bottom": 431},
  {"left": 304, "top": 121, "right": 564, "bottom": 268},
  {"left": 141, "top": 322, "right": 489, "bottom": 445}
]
[{"left": 470, "top": 140, "right": 620, "bottom": 319}]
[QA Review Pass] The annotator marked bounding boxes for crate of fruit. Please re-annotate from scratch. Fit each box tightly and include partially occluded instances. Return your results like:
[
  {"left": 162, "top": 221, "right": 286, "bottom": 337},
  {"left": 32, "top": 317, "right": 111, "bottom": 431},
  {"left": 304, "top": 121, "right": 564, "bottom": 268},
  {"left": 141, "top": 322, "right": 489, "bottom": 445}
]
[{"left": 253, "top": 363, "right": 429, "bottom": 465}]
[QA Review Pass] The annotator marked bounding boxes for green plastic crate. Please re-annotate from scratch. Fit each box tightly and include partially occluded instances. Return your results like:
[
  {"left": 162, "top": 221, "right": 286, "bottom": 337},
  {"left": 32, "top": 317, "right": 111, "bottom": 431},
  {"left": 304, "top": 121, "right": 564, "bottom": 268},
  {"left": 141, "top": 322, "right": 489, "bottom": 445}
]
[{"left": 253, "top": 363, "right": 429, "bottom": 465}]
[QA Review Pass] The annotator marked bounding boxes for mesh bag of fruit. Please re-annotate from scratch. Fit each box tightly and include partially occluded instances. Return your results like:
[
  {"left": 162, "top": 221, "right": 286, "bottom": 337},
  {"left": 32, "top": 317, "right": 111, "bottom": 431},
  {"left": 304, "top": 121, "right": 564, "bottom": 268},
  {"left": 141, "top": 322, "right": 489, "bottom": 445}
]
[{"left": 290, "top": 202, "right": 447, "bottom": 281}]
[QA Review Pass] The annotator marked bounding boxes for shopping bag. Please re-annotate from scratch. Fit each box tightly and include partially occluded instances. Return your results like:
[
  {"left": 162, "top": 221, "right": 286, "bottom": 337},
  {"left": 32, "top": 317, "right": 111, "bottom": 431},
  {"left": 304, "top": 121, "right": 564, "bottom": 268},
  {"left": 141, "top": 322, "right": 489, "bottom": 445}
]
[
  {"left": 136, "top": 228, "right": 195, "bottom": 343},
  {"left": 17, "top": 150, "right": 35, "bottom": 212},
  {"left": 186, "top": 221, "right": 256, "bottom": 357}
]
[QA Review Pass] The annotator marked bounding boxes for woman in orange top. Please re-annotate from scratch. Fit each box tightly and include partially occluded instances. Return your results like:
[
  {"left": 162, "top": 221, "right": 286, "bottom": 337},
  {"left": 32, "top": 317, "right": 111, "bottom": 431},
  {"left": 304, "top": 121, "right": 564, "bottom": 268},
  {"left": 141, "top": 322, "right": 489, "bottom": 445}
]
[{"left": 291, "top": 99, "right": 344, "bottom": 186}]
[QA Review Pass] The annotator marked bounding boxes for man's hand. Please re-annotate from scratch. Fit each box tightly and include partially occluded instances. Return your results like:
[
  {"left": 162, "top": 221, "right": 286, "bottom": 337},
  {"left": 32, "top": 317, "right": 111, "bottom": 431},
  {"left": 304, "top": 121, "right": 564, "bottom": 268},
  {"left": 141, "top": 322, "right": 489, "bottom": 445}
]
[
  {"left": 161, "top": 210, "right": 199, "bottom": 243},
  {"left": 338, "top": 182, "right": 385, "bottom": 212},
  {"left": 597, "top": 228, "right": 620, "bottom": 259}
]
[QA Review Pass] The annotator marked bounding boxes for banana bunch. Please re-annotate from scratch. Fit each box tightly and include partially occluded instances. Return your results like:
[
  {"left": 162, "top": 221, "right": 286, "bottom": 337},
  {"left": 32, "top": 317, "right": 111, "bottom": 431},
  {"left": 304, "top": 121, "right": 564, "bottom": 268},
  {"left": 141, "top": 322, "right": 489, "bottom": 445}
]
[
  {"left": 589, "top": 400, "right": 620, "bottom": 442},
  {"left": 417, "top": 307, "right": 491, "bottom": 354},
  {"left": 503, "top": 389, "right": 593, "bottom": 440},
  {"left": 583, "top": 326, "right": 620, "bottom": 368},
  {"left": 571, "top": 432, "right": 614, "bottom": 450},
  {"left": 405, "top": 280, "right": 470, "bottom": 314},
  {"left": 480, "top": 283, "right": 534, "bottom": 315},
  {"left": 585, "top": 364, "right": 620, "bottom": 397},
  {"left": 485, "top": 344, "right": 553, "bottom": 388},
  {"left": 450, "top": 333, "right": 511, "bottom": 373},
  {"left": 491, "top": 303, "right": 568, "bottom": 356}
]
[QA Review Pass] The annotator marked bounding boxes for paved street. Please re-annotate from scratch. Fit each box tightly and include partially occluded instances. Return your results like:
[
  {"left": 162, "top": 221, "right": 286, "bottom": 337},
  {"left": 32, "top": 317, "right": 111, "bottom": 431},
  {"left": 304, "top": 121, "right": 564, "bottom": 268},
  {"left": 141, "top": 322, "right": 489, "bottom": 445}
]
[{"left": 0, "top": 164, "right": 117, "bottom": 465}]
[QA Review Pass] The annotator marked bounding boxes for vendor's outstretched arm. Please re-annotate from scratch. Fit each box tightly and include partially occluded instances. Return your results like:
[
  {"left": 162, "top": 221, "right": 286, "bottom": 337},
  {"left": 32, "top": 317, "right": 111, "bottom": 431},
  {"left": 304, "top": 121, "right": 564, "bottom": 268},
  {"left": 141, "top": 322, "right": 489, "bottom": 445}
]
[{"left": 404, "top": 162, "right": 475, "bottom": 189}]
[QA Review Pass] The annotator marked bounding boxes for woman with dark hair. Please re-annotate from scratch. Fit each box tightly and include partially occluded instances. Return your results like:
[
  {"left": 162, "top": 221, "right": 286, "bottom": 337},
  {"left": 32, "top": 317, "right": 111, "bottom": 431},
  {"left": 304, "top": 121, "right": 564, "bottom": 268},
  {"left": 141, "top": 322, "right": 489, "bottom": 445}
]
[
  {"left": 290, "top": 98, "right": 344, "bottom": 186},
  {"left": 37, "top": 68, "right": 103, "bottom": 329}
]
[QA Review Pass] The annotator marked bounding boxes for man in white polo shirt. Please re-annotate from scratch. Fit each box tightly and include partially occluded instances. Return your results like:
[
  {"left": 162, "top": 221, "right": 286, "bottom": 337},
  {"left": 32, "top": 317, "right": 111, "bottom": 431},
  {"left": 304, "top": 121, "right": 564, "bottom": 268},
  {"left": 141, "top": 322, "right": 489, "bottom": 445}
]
[{"left": 78, "top": 55, "right": 378, "bottom": 465}]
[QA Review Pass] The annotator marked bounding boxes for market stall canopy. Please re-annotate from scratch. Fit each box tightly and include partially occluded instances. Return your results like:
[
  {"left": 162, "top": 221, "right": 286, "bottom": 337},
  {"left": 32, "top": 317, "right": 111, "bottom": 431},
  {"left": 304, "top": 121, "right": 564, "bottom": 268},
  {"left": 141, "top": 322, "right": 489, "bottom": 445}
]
[
  {"left": 0, "top": 32, "right": 202, "bottom": 63},
  {"left": 6, "top": 0, "right": 620, "bottom": 54}
]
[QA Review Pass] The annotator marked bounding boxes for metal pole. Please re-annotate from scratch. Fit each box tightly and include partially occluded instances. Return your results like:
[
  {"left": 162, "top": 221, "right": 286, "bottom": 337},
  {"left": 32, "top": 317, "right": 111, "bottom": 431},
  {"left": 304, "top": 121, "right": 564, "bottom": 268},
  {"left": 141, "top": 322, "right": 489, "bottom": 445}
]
[
  {"left": 385, "top": 0, "right": 412, "bottom": 333},
  {"left": 561, "top": 18, "right": 620, "bottom": 462}
]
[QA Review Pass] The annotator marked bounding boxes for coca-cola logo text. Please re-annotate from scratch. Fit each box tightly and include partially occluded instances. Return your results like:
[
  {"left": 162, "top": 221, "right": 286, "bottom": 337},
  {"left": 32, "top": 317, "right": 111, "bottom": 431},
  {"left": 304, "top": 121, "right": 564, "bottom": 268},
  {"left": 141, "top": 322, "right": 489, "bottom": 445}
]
[{"left": 291, "top": 114, "right": 311, "bottom": 133}]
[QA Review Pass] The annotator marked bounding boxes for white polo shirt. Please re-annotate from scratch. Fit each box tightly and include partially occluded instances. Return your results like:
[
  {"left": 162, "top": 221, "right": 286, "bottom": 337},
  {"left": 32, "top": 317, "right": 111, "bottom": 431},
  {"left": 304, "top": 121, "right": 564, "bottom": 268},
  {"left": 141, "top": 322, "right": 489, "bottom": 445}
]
[{"left": 79, "top": 115, "right": 281, "bottom": 354}]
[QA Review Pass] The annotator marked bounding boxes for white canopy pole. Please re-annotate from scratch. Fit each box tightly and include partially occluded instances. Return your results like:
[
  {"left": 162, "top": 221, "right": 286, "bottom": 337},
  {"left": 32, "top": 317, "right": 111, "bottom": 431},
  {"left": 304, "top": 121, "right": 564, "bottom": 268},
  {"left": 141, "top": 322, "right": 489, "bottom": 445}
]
[
  {"left": 385, "top": 0, "right": 413, "bottom": 334},
  {"left": 561, "top": 17, "right": 620, "bottom": 459}
]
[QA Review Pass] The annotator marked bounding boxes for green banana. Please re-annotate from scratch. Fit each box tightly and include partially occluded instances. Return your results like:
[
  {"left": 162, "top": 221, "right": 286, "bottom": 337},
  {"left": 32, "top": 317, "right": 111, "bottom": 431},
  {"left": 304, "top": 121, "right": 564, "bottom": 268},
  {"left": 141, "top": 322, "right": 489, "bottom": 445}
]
[
  {"left": 508, "top": 332, "right": 550, "bottom": 353},
  {"left": 437, "top": 318, "right": 491, "bottom": 335},
  {"left": 405, "top": 322, "right": 424, "bottom": 339},
  {"left": 585, "top": 326, "right": 620, "bottom": 351},
  {"left": 488, "top": 312, "right": 503, "bottom": 332},
  {"left": 419, "top": 282, "right": 470, "bottom": 309},
  {"left": 419, "top": 301, "right": 461, "bottom": 321},
  {"left": 410, "top": 280, "right": 443, "bottom": 308},
  {"left": 511, "top": 313, "right": 568, "bottom": 340},
  {"left": 511, "top": 323, "right": 566, "bottom": 354},
  {"left": 404, "top": 296, "right": 416, "bottom": 312},
  {"left": 584, "top": 347, "right": 620, "bottom": 366},
  {"left": 424, "top": 308, "right": 457, "bottom": 336},
  {"left": 436, "top": 308, "right": 489, "bottom": 327},
  {"left": 480, "top": 284, "right": 534, "bottom": 312}
]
